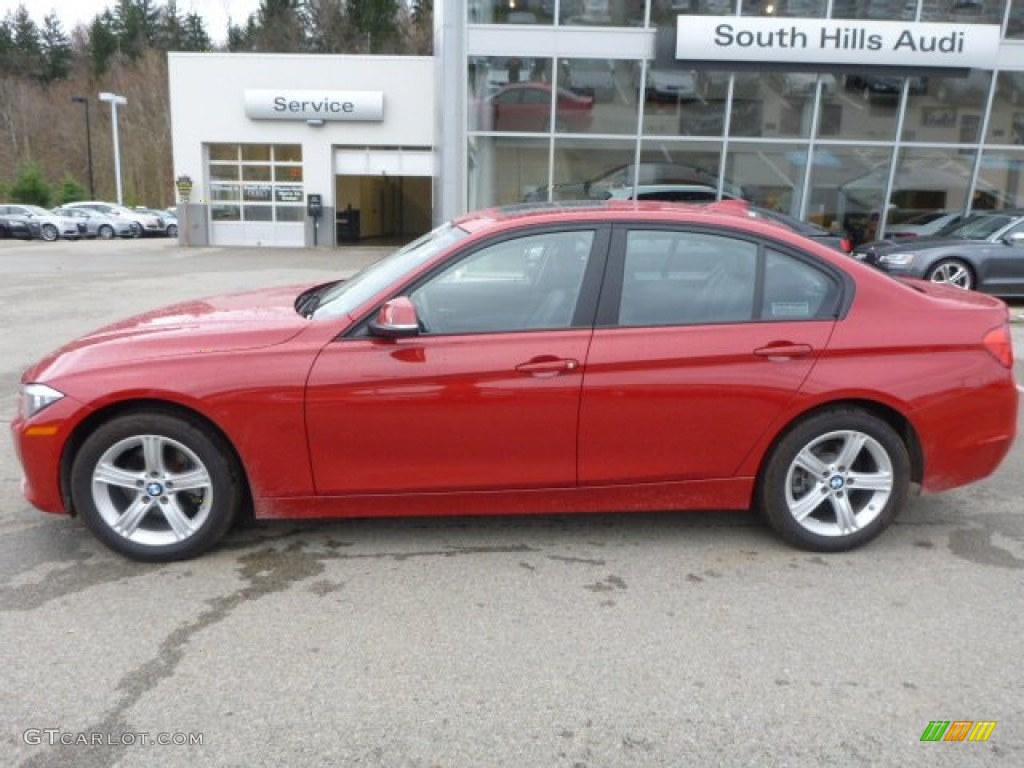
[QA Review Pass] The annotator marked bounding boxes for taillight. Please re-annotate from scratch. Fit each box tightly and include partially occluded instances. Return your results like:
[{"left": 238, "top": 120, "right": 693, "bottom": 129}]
[
  {"left": 839, "top": 237, "right": 852, "bottom": 253},
  {"left": 983, "top": 324, "right": 1013, "bottom": 368}
]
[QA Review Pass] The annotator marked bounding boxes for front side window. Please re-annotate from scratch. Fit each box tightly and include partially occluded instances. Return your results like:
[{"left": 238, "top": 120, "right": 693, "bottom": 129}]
[{"left": 411, "top": 230, "right": 596, "bottom": 335}]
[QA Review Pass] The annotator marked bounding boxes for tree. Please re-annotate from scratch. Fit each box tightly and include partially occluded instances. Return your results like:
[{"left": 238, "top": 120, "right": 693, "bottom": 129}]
[
  {"left": 10, "top": 162, "right": 51, "bottom": 207},
  {"left": 9, "top": 4, "right": 43, "bottom": 78},
  {"left": 89, "top": 11, "right": 119, "bottom": 77},
  {"left": 346, "top": 0, "right": 400, "bottom": 53},
  {"left": 39, "top": 12, "right": 72, "bottom": 82},
  {"left": 252, "top": 0, "right": 307, "bottom": 52},
  {"left": 56, "top": 173, "right": 88, "bottom": 205},
  {"left": 305, "top": 0, "right": 350, "bottom": 53},
  {"left": 158, "top": 0, "right": 183, "bottom": 50},
  {"left": 180, "top": 13, "right": 212, "bottom": 51}
]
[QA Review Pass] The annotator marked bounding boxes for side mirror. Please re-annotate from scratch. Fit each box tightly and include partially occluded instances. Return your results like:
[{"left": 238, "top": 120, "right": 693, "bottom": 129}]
[
  {"left": 1005, "top": 231, "right": 1024, "bottom": 247},
  {"left": 369, "top": 297, "right": 420, "bottom": 339}
]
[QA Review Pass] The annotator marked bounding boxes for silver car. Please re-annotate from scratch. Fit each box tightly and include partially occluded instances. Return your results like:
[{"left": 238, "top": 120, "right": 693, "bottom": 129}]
[
  {"left": 63, "top": 201, "right": 163, "bottom": 237},
  {"left": 53, "top": 206, "right": 135, "bottom": 239},
  {"left": 0, "top": 204, "right": 84, "bottom": 241}
]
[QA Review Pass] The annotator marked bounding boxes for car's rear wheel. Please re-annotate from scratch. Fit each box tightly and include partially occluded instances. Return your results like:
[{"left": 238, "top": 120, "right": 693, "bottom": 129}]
[
  {"left": 926, "top": 258, "right": 974, "bottom": 290},
  {"left": 71, "top": 412, "right": 242, "bottom": 561},
  {"left": 97, "top": 224, "right": 114, "bottom": 240},
  {"left": 166, "top": 223, "right": 178, "bottom": 238},
  {"left": 758, "top": 408, "right": 909, "bottom": 552},
  {"left": 40, "top": 223, "right": 58, "bottom": 242}
]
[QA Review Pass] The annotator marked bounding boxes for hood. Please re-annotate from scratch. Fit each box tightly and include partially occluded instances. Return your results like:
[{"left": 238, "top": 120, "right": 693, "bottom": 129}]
[
  {"left": 26, "top": 283, "right": 316, "bottom": 381},
  {"left": 855, "top": 236, "right": 967, "bottom": 255}
]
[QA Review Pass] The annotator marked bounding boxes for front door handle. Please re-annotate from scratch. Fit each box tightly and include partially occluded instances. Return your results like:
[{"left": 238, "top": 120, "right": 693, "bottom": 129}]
[
  {"left": 754, "top": 343, "right": 813, "bottom": 361},
  {"left": 516, "top": 357, "right": 580, "bottom": 377}
]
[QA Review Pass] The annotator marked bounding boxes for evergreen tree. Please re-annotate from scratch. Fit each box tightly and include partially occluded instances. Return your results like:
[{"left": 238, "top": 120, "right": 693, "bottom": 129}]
[
  {"left": 181, "top": 13, "right": 212, "bottom": 51},
  {"left": 9, "top": 4, "right": 43, "bottom": 78},
  {"left": 253, "top": 0, "right": 307, "bottom": 52},
  {"left": 10, "top": 163, "right": 52, "bottom": 207},
  {"left": 56, "top": 173, "right": 88, "bottom": 205},
  {"left": 158, "top": 0, "right": 183, "bottom": 51},
  {"left": 89, "top": 11, "right": 119, "bottom": 77},
  {"left": 304, "top": 0, "right": 350, "bottom": 53},
  {"left": 346, "top": 0, "right": 400, "bottom": 53},
  {"left": 39, "top": 12, "right": 72, "bottom": 83},
  {"left": 0, "top": 16, "right": 14, "bottom": 73}
]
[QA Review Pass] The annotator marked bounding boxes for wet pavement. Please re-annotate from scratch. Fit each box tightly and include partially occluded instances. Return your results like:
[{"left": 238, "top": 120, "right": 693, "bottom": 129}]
[{"left": 1, "top": 237, "right": 1022, "bottom": 767}]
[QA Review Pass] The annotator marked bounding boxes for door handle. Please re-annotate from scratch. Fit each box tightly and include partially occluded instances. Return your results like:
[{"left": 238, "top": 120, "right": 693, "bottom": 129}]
[
  {"left": 754, "top": 343, "right": 813, "bottom": 361},
  {"left": 515, "top": 357, "right": 580, "bottom": 377}
]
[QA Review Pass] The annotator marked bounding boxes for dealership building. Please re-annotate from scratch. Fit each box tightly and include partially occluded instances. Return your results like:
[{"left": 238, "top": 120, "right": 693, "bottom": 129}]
[{"left": 168, "top": 0, "right": 1024, "bottom": 248}]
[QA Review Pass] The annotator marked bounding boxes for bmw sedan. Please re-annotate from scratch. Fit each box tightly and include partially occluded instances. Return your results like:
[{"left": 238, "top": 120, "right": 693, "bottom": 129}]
[
  {"left": 853, "top": 210, "right": 1024, "bottom": 295},
  {"left": 12, "top": 202, "right": 1018, "bottom": 561}
]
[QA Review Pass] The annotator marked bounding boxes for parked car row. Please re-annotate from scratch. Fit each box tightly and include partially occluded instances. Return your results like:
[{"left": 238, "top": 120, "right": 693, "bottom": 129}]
[{"left": 0, "top": 202, "right": 177, "bottom": 241}]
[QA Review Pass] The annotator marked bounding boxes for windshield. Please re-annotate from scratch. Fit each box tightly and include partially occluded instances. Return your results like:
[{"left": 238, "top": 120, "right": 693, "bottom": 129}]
[
  {"left": 936, "top": 214, "right": 1014, "bottom": 239},
  {"left": 25, "top": 205, "right": 50, "bottom": 215},
  {"left": 313, "top": 223, "right": 468, "bottom": 319}
]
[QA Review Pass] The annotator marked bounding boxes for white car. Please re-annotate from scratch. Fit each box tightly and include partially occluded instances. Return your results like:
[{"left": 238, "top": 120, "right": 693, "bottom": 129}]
[
  {"left": 62, "top": 201, "right": 164, "bottom": 237},
  {"left": 53, "top": 206, "right": 136, "bottom": 239}
]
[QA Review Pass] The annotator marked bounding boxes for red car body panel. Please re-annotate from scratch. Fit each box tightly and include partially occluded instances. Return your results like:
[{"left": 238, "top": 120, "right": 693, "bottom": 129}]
[{"left": 11, "top": 203, "right": 1018, "bottom": 528}]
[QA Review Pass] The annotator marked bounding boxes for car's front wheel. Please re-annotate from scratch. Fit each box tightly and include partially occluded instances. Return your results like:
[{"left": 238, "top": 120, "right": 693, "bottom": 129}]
[
  {"left": 40, "top": 223, "right": 58, "bottom": 242},
  {"left": 758, "top": 408, "right": 910, "bottom": 552},
  {"left": 97, "top": 224, "right": 114, "bottom": 240},
  {"left": 926, "top": 258, "right": 974, "bottom": 290},
  {"left": 166, "top": 223, "right": 178, "bottom": 238},
  {"left": 71, "top": 411, "right": 242, "bottom": 561}
]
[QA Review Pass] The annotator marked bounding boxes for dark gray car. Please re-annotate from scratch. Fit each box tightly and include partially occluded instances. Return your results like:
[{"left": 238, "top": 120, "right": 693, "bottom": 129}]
[{"left": 852, "top": 211, "right": 1024, "bottom": 296}]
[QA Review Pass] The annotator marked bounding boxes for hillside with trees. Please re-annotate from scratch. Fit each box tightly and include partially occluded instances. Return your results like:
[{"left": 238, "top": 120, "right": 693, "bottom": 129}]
[{"left": 0, "top": 0, "right": 433, "bottom": 208}]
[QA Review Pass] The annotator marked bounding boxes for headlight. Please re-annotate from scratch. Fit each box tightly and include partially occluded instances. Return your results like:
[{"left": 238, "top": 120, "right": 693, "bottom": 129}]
[
  {"left": 878, "top": 252, "right": 916, "bottom": 267},
  {"left": 20, "top": 383, "right": 64, "bottom": 418}
]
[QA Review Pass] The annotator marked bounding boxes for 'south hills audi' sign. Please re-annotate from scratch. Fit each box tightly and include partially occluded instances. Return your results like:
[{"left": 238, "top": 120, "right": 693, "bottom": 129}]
[{"left": 677, "top": 17, "right": 1001, "bottom": 70}]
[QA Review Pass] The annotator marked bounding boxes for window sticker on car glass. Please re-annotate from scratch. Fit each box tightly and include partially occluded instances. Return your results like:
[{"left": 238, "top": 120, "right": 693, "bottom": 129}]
[{"left": 771, "top": 301, "right": 810, "bottom": 318}]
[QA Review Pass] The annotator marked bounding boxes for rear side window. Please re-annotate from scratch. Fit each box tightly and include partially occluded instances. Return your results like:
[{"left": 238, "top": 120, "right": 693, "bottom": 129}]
[
  {"left": 617, "top": 231, "right": 839, "bottom": 326},
  {"left": 619, "top": 231, "right": 756, "bottom": 326}
]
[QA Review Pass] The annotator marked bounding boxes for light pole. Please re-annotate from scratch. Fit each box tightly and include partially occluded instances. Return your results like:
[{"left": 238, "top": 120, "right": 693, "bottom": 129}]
[
  {"left": 98, "top": 91, "right": 127, "bottom": 205},
  {"left": 70, "top": 96, "right": 95, "bottom": 199}
]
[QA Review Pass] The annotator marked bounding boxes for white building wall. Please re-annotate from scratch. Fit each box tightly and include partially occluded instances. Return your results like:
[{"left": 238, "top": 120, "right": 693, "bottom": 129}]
[{"left": 168, "top": 52, "right": 435, "bottom": 245}]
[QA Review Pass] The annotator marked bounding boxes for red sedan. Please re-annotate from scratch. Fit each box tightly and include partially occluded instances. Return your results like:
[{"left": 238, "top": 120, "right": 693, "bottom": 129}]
[
  {"left": 482, "top": 82, "right": 594, "bottom": 132},
  {"left": 12, "top": 202, "right": 1018, "bottom": 561}
]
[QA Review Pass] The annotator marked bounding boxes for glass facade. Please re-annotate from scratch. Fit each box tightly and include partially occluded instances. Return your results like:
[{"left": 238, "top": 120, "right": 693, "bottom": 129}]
[{"left": 464, "top": 0, "right": 1024, "bottom": 243}]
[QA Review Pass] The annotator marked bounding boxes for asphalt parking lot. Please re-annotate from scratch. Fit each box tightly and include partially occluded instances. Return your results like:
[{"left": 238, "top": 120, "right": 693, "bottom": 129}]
[{"left": 1, "top": 237, "right": 1023, "bottom": 767}]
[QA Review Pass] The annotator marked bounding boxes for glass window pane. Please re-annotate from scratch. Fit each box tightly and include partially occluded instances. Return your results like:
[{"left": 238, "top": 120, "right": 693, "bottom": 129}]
[
  {"left": 275, "top": 185, "right": 304, "bottom": 203},
  {"left": 468, "top": 136, "right": 550, "bottom": 208},
  {"left": 561, "top": 0, "right": 643, "bottom": 26},
  {"left": 411, "top": 230, "right": 595, "bottom": 334},
  {"left": 276, "top": 206, "right": 305, "bottom": 222},
  {"left": 724, "top": 143, "right": 808, "bottom": 216},
  {"left": 762, "top": 249, "right": 837, "bottom": 321},
  {"left": 274, "top": 165, "right": 304, "bottom": 182},
  {"left": 209, "top": 183, "right": 240, "bottom": 201},
  {"left": 562, "top": 58, "right": 635, "bottom": 135},
  {"left": 880, "top": 149, "right": 978, "bottom": 236},
  {"left": 808, "top": 147, "right": 894, "bottom": 246},
  {"left": 619, "top": 230, "right": 756, "bottom": 326},
  {"left": 211, "top": 204, "right": 240, "bottom": 221},
  {"left": 208, "top": 164, "right": 239, "bottom": 182},
  {"left": 976, "top": 150, "right": 1024, "bottom": 208},
  {"left": 550, "top": 139, "right": 643, "bottom": 201},
  {"left": 273, "top": 144, "right": 302, "bottom": 162},
  {"left": 241, "top": 144, "right": 271, "bottom": 162},
  {"left": 825, "top": 73, "right": 901, "bottom": 142},
  {"left": 243, "top": 184, "right": 273, "bottom": 202},
  {"left": 242, "top": 165, "right": 272, "bottom": 182},
  {"left": 469, "top": 1, "right": 553, "bottom": 24},
  {"left": 243, "top": 205, "right": 273, "bottom": 221},
  {"left": 988, "top": 72, "right": 1024, "bottom": 144},
  {"left": 208, "top": 143, "right": 238, "bottom": 161}
]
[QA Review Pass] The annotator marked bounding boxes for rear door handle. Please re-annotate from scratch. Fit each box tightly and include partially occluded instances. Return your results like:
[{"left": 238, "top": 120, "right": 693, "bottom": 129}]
[
  {"left": 516, "top": 357, "right": 580, "bottom": 377},
  {"left": 754, "top": 343, "right": 813, "bottom": 361}
]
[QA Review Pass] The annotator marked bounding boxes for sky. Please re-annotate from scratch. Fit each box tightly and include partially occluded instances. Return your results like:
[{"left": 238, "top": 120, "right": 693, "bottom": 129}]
[{"left": 9, "top": 1, "right": 264, "bottom": 41}]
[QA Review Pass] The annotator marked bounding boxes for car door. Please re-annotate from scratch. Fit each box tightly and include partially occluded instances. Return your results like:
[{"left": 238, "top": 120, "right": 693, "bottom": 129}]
[
  {"left": 305, "top": 226, "right": 608, "bottom": 495},
  {"left": 982, "top": 219, "right": 1024, "bottom": 296},
  {"left": 579, "top": 226, "right": 842, "bottom": 485}
]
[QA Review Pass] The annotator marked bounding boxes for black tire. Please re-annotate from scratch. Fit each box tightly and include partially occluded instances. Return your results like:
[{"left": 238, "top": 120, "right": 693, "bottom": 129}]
[
  {"left": 98, "top": 224, "right": 114, "bottom": 240},
  {"left": 41, "top": 223, "right": 59, "bottom": 242},
  {"left": 925, "top": 258, "right": 974, "bottom": 290},
  {"left": 71, "top": 411, "right": 243, "bottom": 561},
  {"left": 166, "top": 223, "right": 178, "bottom": 238},
  {"left": 758, "top": 408, "right": 910, "bottom": 552}
]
